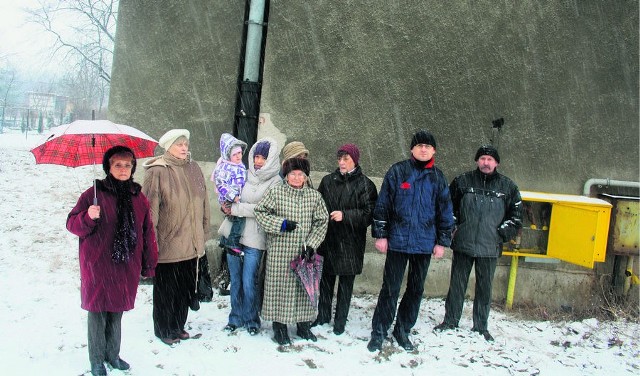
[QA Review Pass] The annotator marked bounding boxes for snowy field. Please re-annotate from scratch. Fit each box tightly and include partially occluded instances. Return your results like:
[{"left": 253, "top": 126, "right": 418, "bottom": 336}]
[{"left": 0, "top": 128, "right": 638, "bottom": 375}]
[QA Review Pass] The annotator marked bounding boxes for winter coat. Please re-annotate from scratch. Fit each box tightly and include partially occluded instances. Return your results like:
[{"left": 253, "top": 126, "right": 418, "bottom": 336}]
[
  {"left": 66, "top": 179, "right": 158, "bottom": 312},
  {"left": 142, "top": 152, "right": 212, "bottom": 263},
  {"left": 255, "top": 183, "right": 329, "bottom": 324},
  {"left": 317, "top": 166, "right": 378, "bottom": 275},
  {"left": 218, "top": 137, "right": 282, "bottom": 250},
  {"left": 372, "top": 159, "right": 454, "bottom": 253},
  {"left": 212, "top": 133, "right": 247, "bottom": 205},
  {"left": 449, "top": 168, "right": 523, "bottom": 258}
]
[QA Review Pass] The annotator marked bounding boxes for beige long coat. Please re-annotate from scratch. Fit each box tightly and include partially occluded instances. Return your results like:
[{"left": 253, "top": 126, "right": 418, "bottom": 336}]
[{"left": 142, "top": 152, "right": 211, "bottom": 263}]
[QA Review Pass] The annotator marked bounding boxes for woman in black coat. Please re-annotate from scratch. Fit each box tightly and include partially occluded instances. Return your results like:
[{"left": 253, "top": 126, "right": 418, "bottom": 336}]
[{"left": 314, "top": 144, "right": 378, "bottom": 335}]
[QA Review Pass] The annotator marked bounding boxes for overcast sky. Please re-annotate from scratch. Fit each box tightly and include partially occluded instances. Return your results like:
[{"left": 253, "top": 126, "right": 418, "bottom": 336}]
[{"left": 0, "top": 0, "right": 71, "bottom": 74}]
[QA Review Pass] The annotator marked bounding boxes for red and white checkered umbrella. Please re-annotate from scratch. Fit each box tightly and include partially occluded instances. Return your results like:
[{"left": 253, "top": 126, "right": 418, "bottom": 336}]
[
  {"left": 30, "top": 119, "right": 158, "bottom": 167},
  {"left": 30, "top": 119, "right": 158, "bottom": 204}
]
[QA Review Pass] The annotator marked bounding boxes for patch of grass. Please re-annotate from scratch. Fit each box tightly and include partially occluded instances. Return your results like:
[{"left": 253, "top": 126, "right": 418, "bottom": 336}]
[{"left": 495, "top": 274, "right": 639, "bottom": 322}]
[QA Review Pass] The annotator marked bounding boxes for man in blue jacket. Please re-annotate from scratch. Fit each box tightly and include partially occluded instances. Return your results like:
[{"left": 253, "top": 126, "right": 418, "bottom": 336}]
[
  {"left": 434, "top": 145, "right": 522, "bottom": 341},
  {"left": 367, "top": 130, "right": 455, "bottom": 352}
]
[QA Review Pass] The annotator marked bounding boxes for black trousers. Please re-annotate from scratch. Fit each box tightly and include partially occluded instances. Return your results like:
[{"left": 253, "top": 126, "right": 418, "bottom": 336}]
[
  {"left": 153, "top": 258, "right": 197, "bottom": 338},
  {"left": 87, "top": 311, "right": 123, "bottom": 366},
  {"left": 317, "top": 272, "right": 355, "bottom": 328},
  {"left": 371, "top": 251, "right": 431, "bottom": 339},
  {"left": 443, "top": 251, "right": 498, "bottom": 332}
]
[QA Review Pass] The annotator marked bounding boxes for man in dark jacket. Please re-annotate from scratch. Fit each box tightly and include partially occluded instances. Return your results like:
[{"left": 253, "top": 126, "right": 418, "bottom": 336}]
[
  {"left": 367, "top": 130, "right": 455, "bottom": 352},
  {"left": 315, "top": 144, "right": 378, "bottom": 335},
  {"left": 434, "top": 145, "right": 522, "bottom": 341}
]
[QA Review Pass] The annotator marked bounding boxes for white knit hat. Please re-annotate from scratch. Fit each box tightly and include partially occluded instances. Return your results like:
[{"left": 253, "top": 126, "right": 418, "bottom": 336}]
[{"left": 159, "top": 129, "right": 190, "bottom": 150}]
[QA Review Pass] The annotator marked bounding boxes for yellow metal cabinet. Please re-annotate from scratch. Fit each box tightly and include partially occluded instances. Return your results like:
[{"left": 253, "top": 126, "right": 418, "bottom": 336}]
[
  {"left": 503, "top": 191, "right": 612, "bottom": 268},
  {"left": 503, "top": 191, "right": 612, "bottom": 308}
]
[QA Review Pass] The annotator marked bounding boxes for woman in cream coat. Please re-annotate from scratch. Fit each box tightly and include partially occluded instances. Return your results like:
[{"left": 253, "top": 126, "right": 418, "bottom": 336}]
[{"left": 219, "top": 137, "right": 281, "bottom": 335}]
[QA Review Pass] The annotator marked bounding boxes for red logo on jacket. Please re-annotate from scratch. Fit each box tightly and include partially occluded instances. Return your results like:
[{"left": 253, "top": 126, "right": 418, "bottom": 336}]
[{"left": 400, "top": 182, "right": 411, "bottom": 190}]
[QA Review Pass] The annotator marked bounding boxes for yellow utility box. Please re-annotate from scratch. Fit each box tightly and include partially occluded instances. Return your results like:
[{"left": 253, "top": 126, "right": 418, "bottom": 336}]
[
  {"left": 503, "top": 191, "right": 612, "bottom": 268},
  {"left": 503, "top": 191, "right": 612, "bottom": 309}
]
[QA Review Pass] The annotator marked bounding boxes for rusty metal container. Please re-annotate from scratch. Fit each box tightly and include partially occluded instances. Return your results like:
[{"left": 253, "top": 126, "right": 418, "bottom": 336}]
[{"left": 600, "top": 194, "right": 639, "bottom": 256}]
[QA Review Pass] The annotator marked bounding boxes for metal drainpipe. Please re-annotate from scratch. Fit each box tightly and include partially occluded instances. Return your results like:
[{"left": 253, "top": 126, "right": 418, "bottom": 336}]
[
  {"left": 243, "top": 0, "right": 266, "bottom": 83},
  {"left": 235, "top": 0, "right": 267, "bottom": 164},
  {"left": 582, "top": 178, "right": 640, "bottom": 196}
]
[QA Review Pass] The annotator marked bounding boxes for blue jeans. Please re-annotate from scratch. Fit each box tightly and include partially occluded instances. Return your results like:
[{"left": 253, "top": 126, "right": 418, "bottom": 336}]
[
  {"left": 371, "top": 250, "right": 432, "bottom": 339},
  {"left": 227, "top": 246, "right": 263, "bottom": 329}
]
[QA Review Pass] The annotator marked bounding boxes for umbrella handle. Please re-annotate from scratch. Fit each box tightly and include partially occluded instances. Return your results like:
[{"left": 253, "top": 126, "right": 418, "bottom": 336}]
[{"left": 93, "top": 179, "right": 98, "bottom": 205}]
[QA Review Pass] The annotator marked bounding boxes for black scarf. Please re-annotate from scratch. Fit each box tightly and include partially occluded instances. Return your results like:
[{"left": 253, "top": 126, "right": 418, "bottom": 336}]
[{"left": 103, "top": 175, "right": 138, "bottom": 264}]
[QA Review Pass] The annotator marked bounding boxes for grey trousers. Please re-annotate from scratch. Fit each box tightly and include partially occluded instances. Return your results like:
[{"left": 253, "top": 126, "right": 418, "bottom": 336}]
[
  {"left": 443, "top": 252, "right": 498, "bottom": 332},
  {"left": 87, "top": 311, "right": 123, "bottom": 366}
]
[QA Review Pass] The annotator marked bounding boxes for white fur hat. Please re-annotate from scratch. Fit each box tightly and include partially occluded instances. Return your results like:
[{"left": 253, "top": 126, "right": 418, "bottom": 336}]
[{"left": 159, "top": 129, "right": 190, "bottom": 150}]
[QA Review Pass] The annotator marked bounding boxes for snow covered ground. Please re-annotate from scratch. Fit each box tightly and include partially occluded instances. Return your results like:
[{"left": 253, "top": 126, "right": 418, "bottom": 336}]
[{"left": 0, "top": 128, "right": 638, "bottom": 375}]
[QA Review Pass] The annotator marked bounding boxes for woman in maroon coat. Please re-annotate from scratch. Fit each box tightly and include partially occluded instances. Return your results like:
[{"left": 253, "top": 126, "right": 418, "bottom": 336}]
[{"left": 67, "top": 146, "right": 158, "bottom": 376}]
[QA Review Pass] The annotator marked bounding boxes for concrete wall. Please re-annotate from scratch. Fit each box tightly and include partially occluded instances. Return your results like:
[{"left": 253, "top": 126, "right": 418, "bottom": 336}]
[
  {"left": 111, "top": 1, "right": 639, "bottom": 312},
  {"left": 260, "top": 1, "right": 638, "bottom": 194},
  {"left": 109, "top": 0, "right": 246, "bottom": 159}
]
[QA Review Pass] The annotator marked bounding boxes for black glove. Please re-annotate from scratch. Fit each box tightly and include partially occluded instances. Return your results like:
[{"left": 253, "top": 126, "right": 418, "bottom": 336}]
[
  {"left": 304, "top": 246, "right": 315, "bottom": 261},
  {"left": 497, "top": 227, "right": 508, "bottom": 242},
  {"left": 283, "top": 220, "right": 298, "bottom": 232}
]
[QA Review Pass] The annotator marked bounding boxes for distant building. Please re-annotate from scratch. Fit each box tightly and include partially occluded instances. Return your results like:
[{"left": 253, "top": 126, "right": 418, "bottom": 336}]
[{"left": 26, "top": 92, "right": 68, "bottom": 126}]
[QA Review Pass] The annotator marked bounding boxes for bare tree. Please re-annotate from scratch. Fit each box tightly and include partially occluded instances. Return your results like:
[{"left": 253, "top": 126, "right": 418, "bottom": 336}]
[
  {"left": 0, "top": 68, "right": 16, "bottom": 132},
  {"left": 26, "top": 0, "right": 118, "bottom": 84},
  {"left": 60, "top": 57, "right": 110, "bottom": 120},
  {"left": 25, "top": 0, "right": 118, "bottom": 120}
]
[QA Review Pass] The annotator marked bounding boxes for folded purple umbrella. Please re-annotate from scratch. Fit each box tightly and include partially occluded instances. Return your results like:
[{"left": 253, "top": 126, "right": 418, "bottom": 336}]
[{"left": 290, "top": 253, "right": 324, "bottom": 308}]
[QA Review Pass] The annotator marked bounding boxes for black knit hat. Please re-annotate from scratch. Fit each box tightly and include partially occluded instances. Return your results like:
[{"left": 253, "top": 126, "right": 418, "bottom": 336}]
[
  {"left": 282, "top": 157, "right": 310, "bottom": 177},
  {"left": 410, "top": 130, "right": 437, "bottom": 149},
  {"left": 103, "top": 145, "right": 136, "bottom": 175},
  {"left": 474, "top": 144, "right": 500, "bottom": 163}
]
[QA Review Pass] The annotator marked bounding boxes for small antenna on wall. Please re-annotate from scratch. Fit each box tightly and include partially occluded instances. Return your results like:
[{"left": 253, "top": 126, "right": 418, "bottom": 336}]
[{"left": 490, "top": 117, "right": 504, "bottom": 149}]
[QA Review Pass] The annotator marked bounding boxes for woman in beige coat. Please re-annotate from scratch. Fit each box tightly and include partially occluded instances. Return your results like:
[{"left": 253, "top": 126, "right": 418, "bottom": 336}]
[{"left": 142, "top": 129, "right": 211, "bottom": 345}]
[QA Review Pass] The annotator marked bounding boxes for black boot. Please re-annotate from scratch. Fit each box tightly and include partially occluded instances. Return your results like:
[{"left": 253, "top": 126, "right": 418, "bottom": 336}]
[
  {"left": 296, "top": 321, "right": 318, "bottom": 342},
  {"left": 90, "top": 363, "right": 107, "bottom": 376},
  {"left": 472, "top": 328, "right": 494, "bottom": 342},
  {"left": 272, "top": 322, "right": 291, "bottom": 345},
  {"left": 107, "top": 357, "right": 130, "bottom": 370},
  {"left": 392, "top": 327, "right": 414, "bottom": 351},
  {"left": 333, "top": 322, "right": 345, "bottom": 335},
  {"left": 433, "top": 322, "right": 457, "bottom": 332},
  {"left": 367, "top": 337, "right": 383, "bottom": 352}
]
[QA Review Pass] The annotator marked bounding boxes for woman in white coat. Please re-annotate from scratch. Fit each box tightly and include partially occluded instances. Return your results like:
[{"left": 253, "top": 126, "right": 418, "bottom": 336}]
[{"left": 218, "top": 138, "right": 281, "bottom": 335}]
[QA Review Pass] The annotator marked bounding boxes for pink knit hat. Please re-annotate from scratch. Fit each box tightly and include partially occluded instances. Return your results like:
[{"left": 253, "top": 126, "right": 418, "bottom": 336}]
[{"left": 337, "top": 143, "right": 360, "bottom": 165}]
